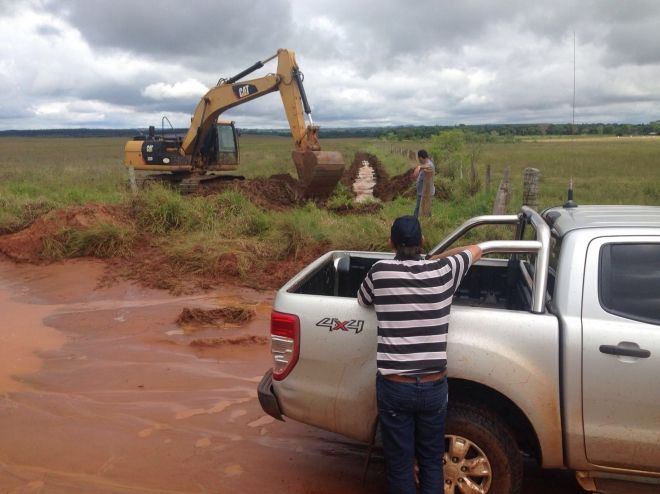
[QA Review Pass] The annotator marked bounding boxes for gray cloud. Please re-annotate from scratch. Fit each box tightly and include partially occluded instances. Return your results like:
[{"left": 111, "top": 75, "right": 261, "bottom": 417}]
[
  {"left": 1, "top": 0, "right": 660, "bottom": 130},
  {"left": 35, "top": 23, "right": 62, "bottom": 37},
  {"left": 43, "top": 0, "right": 293, "bottom": 69}
]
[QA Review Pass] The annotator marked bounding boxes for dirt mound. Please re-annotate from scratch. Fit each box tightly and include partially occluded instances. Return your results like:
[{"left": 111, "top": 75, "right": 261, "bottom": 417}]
[
  {"left": 195, "top": 152, "right": 415, "bottom": 211},
  {"left": 0, "top": 204, "right": 126, "bottom": 262},
  {"left": 198, "top": 174, "right": 302, "bottom": 209},
  {"left": 189, "top": 335, "right": 268, "bottom": 347},
  {"left": 374, "top": 168, "right": 416, "bottom": 201},
  {"left": 176, "top": 306, "right": 256, "bottom": 327},
  {"left": 328, "top": 202, "right": 383, "bottom": 215}
]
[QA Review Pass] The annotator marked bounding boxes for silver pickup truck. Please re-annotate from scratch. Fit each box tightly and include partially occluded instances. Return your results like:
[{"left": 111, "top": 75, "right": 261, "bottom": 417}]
[{"left": 258, "top": 204, "right": 660, "bottom": 494}]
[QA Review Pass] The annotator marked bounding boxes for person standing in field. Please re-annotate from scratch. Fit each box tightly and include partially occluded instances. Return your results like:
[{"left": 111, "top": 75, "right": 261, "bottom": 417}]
[
  {"left": 357, "top": 215, "right": 481, "bottom": 494},
  {"left": 413, "top": 149, "right": 435, "bottom": 218}
]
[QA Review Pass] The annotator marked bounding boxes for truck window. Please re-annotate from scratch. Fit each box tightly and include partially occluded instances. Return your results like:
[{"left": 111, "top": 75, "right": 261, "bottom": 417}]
[{"left": 599, "top": 243, "right": 660, "bottom": 325}]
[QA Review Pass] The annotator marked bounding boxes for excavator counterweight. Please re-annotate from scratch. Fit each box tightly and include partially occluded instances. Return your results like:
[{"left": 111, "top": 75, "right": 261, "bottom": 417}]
[{"left": 124, "top": 49, "right": 344, "bottom": 199}]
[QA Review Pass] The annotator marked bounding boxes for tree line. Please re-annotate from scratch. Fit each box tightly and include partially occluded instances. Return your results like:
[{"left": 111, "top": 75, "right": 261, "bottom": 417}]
[
  {"left": 1, "top": 121, "right": 659, "bottom": 138},
  {"left": 367, "top": 121, "right": 660, "bottom": 141}
]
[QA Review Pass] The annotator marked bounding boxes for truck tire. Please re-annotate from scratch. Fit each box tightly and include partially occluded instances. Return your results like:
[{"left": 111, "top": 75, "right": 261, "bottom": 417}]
[{"left": 444, "top": 402, "right": 523, "bottom": 494}]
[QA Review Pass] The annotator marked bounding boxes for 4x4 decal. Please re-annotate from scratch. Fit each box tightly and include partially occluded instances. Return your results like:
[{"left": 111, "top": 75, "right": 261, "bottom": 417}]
[{"left": 316, "top": 317, "right": 364, "bottom": 334}]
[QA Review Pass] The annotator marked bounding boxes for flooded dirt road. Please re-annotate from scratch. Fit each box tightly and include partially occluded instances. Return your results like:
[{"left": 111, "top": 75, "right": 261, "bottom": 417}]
[{"left": 0, "top": 260, "right": 584, "bottom": 493}]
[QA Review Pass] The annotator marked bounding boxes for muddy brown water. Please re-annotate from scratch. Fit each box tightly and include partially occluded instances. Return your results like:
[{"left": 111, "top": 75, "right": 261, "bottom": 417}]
[{"left": 0, "top": 259, "right": 583, "bottom": 493}]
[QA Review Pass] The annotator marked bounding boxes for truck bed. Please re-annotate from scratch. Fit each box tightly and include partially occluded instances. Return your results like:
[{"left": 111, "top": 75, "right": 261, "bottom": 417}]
[{"left": 293, "top": 252, "right": 532, "bottom": 311}]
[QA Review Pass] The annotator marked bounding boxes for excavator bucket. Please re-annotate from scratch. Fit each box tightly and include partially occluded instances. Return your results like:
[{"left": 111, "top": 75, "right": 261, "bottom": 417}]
[{"left": 292, "top": 150, "right": 345, "bottom": 199}]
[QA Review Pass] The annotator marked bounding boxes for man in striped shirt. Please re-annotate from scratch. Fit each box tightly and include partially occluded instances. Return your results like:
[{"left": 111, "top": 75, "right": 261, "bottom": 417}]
[{"left": 357, "top": 215, "right": 481, "bottom": 494}]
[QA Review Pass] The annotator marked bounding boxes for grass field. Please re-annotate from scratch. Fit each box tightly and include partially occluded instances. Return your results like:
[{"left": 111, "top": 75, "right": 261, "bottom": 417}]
[{"left": 0, "top": 134, "right": 658, "bottom": 287}]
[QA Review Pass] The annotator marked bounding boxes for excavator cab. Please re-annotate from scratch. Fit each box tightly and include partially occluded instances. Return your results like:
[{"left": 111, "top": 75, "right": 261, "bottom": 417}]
[
  {"left": 200, "top": 120, "right": 240, "bottom": 171},
  {"left": 125, "top": 120, "right": 239, "bottom": 173}
]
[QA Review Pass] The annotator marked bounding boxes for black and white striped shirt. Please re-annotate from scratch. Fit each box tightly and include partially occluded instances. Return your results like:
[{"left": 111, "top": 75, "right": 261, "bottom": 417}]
[{"left": 357, "top": 250, "right": 473, "bottom": 376}]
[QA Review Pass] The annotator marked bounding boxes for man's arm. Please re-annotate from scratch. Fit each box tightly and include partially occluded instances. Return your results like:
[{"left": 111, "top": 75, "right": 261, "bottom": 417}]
[
  {"left": 430, "top": 244, "right": 482, "bottom": 262},
  {"left": 413, "top": 161, "right": 432, "bottom": 179},
  {"left": 357, "top": 269, "right": 375, "bottom": 307}
]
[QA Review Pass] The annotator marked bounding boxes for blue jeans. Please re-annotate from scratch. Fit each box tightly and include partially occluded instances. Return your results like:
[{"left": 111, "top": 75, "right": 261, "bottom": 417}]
[
  {"left": 413, "top": 195, "right": 432, "bottom": 218},
  {"left": 377, "top": 373, "right": 448, "bottom": 494},
  {"left": 413, "top": 195, "right": 421, "bottom": 218}
]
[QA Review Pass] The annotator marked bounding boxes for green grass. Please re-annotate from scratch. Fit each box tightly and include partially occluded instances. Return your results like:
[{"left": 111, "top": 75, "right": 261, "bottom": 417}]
[
  {"left": 42, "top": 223, "right": 136, "bottom": 260},
  {"left": 0, "top": 137, "right": 127, "bottom": 231},
  {"left": 479, "top": 138, "right": 660, "bottom": 207},
  {"left": 0, "top": 134, "right": 658, "bottom": 274},
  {"left": 237, "top": 135, "right": 367, "bottom": 178}
]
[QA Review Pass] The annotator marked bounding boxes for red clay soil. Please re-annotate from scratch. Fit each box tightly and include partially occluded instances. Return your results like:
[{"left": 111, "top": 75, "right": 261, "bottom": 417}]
[
  {"left": 104, "top": 240, "right": 328, "bottom": 296},
  {"left": 374, "top": 168, "right": 416, "bottom": 201},
  {"left": 260, "top": 242, "right": 332, "bottom": 289},
  {"left": 176, "top": 306, "right": 256, "bottom": 326},
  {"left": 329, "top": 202, "right": 383, "bottom": 215},
  {"left": 197, "top": 173, "right": 303, "bottom": 209},
  {"left": 188, "top": 334, "right": 269, "bottom": 347},
  {"left": 0, "top": 204, "right": 126, "bottom": 262}
]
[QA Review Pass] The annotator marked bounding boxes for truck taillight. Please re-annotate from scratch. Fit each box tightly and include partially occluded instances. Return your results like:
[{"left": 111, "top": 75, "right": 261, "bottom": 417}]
[{"left": 270, "top": 311, "right": 300, "bottom": 381}]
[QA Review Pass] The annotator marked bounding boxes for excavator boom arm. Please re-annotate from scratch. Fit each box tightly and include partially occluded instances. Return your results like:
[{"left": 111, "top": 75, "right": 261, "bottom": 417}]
[{"left": 180, "top": 49, "right": 319, "bottom": 160}]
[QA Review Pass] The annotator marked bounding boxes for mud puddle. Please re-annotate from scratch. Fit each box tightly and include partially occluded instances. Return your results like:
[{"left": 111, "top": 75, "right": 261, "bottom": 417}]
[
  {"left": 0, "top": 259, "right": 583, "bottom": 494},
  {"left": 0, "top": 259, "right": 386, "bottom": 494}
]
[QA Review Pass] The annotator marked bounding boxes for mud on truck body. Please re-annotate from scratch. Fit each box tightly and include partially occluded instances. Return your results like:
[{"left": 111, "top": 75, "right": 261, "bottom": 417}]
[{"left": 258, "top": 205, "right": 660, "bottom": 494}]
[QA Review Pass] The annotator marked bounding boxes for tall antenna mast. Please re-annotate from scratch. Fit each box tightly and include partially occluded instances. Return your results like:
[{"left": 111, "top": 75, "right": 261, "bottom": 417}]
[
  {"left": 572, "top": 31, "right": 576, "bottom": 134},
  {"left": 565, "top": 31, "right": 578, "bottom": 208}
]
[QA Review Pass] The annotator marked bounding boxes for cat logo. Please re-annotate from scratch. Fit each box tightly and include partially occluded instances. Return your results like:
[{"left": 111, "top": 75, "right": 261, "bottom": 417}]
[{"left": 233, "top": 84, "right": 258, "bottom": 99}]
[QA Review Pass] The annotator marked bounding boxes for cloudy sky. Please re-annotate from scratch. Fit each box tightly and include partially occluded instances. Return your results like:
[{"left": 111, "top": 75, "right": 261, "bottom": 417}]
[{"left": 1, "top": 0, "right": 659, "bottom": 130}]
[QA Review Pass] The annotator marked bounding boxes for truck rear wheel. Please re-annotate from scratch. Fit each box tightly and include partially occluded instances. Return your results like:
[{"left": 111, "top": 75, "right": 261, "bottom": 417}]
[{"left": 444, "top": 402, "right": 523, "bottom": 494}]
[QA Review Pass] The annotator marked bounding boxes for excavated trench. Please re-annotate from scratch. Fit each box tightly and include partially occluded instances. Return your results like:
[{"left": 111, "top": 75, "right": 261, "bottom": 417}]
[
  {"left": 352, "top": 159, "right": 377, "bottom": 202},
  {"left": 340, "top": 152, "right": 416, "bottom": 204}
]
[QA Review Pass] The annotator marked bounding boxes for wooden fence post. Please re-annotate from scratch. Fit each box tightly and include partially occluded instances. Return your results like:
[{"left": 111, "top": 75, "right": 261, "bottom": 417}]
[
  {"left": 485, "top": 163, "right": 492, "bottom": 191},
  {"left": 523, "top": 167, "right": 540, "bottom": 210},
  {"left": 492, "top": 167, "right": 511, "bottom": 214},
  {"left": 419, "top": 168, "right": 433, "bottom": 217},
  {"left": 128, "top": 167, "right": 138, "bottom": 195}
]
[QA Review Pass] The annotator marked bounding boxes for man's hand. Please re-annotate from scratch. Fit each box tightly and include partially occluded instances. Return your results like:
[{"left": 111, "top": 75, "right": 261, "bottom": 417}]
[{"left": 430, "top": 244, "right": 482, "bottom": 262}]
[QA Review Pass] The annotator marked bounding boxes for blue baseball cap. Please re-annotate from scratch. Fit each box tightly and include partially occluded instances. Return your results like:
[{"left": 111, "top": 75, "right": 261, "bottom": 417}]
[{"left": 391, "top": 216, "right": 422, "bottom": 247}]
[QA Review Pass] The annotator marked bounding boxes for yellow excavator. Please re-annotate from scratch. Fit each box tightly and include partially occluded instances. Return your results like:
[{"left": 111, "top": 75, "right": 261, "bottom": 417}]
[{"left": 124, "top": 48, "right": 345, "bottom": 198}]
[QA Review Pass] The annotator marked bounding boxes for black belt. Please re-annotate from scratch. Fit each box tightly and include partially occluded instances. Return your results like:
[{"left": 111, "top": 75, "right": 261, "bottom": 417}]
[{"left": 383, "top": 370, "right": 447, "bottom": 383}]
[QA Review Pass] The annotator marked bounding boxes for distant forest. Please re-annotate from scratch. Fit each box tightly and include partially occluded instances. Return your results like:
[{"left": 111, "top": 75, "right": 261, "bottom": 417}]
[{"left": 1, "top": 121, "right": 659, "bottom": 139}]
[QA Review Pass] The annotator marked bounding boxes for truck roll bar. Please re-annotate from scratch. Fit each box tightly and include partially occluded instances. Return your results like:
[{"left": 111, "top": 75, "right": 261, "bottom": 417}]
[
  {"left": 427, "top": 215, "right": 520, "bottom": 256},
  {"left": 429, "top": 206, "right": 551, "bottom": 314}
]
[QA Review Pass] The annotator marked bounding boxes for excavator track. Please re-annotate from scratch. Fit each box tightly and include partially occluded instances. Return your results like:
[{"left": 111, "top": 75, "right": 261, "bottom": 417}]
[
  {"left": 129, "top": 172, "right": 244, "bottom": 194},
  {"left": 177, "top": 174, "right": 245, "bottom": 194}
]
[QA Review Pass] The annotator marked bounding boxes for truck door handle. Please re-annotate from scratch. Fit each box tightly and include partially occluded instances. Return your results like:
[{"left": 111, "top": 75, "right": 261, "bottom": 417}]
[{"left": 599, "top": 344, "right": 651, "bottom": 358}]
